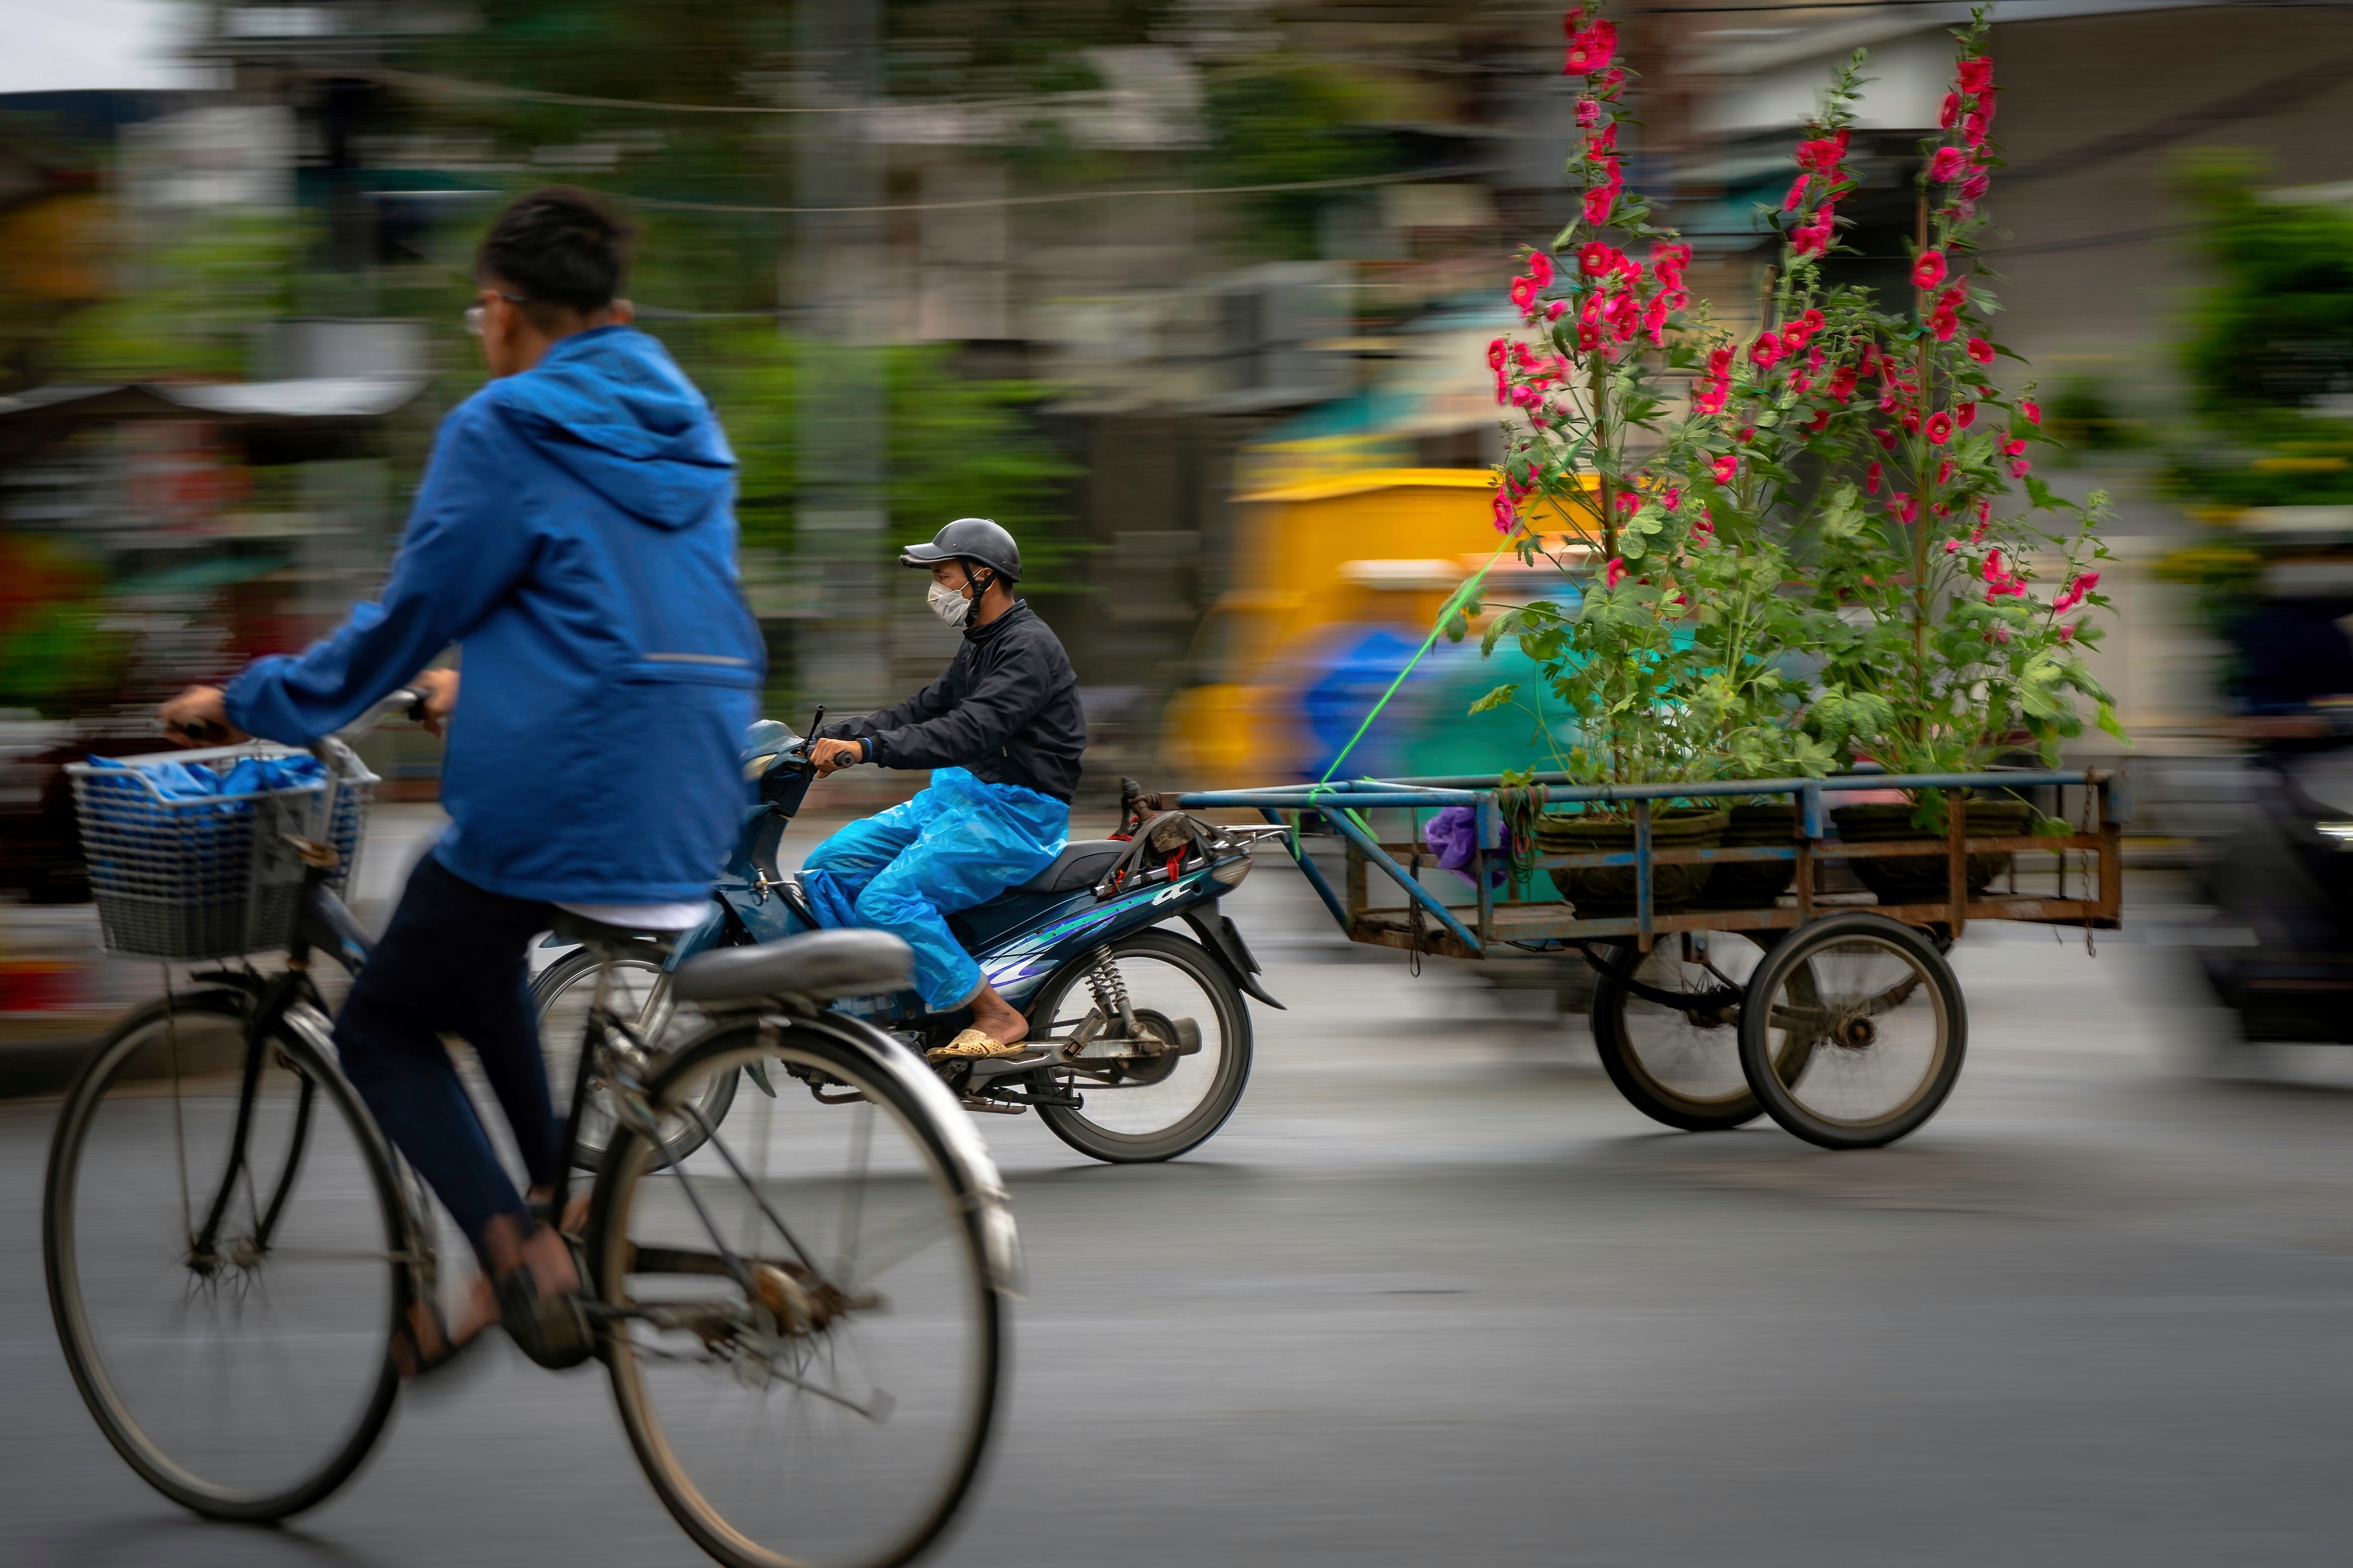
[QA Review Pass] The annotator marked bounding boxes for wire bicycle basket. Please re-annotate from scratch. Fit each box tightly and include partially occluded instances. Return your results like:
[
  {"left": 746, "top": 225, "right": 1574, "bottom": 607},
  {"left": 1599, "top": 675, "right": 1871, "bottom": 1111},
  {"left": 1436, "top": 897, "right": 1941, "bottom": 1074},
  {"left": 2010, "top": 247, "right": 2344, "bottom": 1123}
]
[{"left": 65, "top": 742, "right": 379, "bottom": 960}]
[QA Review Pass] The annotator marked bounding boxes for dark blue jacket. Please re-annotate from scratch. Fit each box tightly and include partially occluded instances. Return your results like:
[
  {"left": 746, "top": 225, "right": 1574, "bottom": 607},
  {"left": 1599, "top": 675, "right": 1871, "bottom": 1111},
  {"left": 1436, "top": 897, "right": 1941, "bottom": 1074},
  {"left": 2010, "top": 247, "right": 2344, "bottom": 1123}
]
[{"left": 225, "top": 326, "right": 763, "bottom": 903}]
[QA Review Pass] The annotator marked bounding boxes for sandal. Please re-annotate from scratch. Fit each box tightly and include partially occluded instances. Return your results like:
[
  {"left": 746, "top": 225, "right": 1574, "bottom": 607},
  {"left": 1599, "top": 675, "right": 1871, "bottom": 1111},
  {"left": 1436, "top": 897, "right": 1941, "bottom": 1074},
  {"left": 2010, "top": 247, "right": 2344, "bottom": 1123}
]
[
  {"left": 389, "top": 1293, "right": 470, "bottom": 1382},
  {"left": 926, "top": 1027, "right": 1029, "bottom": 1062},
  {"left": 495, "top": 1252, "right": 594, "bottom": 1371}
]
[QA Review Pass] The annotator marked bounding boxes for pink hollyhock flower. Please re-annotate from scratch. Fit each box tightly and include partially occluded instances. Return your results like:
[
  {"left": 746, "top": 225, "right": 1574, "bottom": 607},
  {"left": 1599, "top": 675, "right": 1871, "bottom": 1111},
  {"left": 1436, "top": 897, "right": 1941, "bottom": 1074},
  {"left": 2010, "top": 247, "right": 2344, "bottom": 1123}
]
[
  {"left": 1957, "top": 400, "right": 1977, "bottom": 428},
  {"left": 1944, "top": 538, "right": 1961, "bottom": 553},
  {"left": 1615, "top": 489, "right": 1642, "bottom": 517},
  {"left": 1865, "top": 460, "right": 1883, "bottom": 495},
  {"left": 1578, "top": 241, "right": 1618, "bottom": 278},
  {"left": 1956, "top": 57, "right": 1995, "bottom": 95},
  {"left": 1901, "top": 407, "right": 1922, "bottom": 434},
  {"left": 2056, "top": 623, "right": 2076, "bottom": 642},
  {"left": 1509, "top": 275, "right": 1539, "bottom": 311},
  {"left": 1830, "top": 365, "right": 1858, "bottom": 400},
  {"left": 1643, "top": 295, "right": 1669, "bottom": 347},
  {"left": 1493, "top": 491, "right": 1517, "bottom": 532},
  {"left": 1965, "top": 337, "right": 1995, "bottom": 366},
  {"left": 1807, "top": 345, "right": 1827, "bottom": 372},
  {"left": 1874, "top": 425, "right": 1898, "bottom": 452},
  {"left": 1888, "top": 492, "right": 1918, "bottom": 524},
  {"left": 1548, "top": 298, "right": 1567, "bottom": 321},
  {"left": 1692, "top": 378, "right": 1729, "bottom": 416},
  {"left": 1737, "top": 425, "right": 1757, "bottom": 443},
  {"left": 2008, "top": 458, "right": 2032, "bottom": 478},
  {"left": 1964, "top": 108, "right": 1992, "bottom": 149},
  {"left": 1982, "top": 548, "right": 2006, "bottom": 582},
  {"left": 1931, "top": 308, "right": 1959, "bottom": 343},
  {"left": 1990, "top": 625, "right": 2012, "bottom": 643},
  {"left": 1584, "top": 187, "right": 1615, "bottom": 225},
  {"left": 1707, "top": 346, "right": 1735, "bottom": 376},
  {"left": 1937, "top": 458, "right": 1955, "bottom": 485},
  {"left": 1939, "top": 92, "right": 1961, "bottom": 129},
  {"left": 1804, "top": 409, "right": 1832, "bottom": 435},
  {"left": 1576, "top": 99, "right": 1601, "bottom": 129},
  {"left": 2020, "top": 399, "right": 2042, "bottom": 425},
  {"left": 1661, "top": 486, "right": 1682, "bottom": 511},
  {"left": 1929, "top": 146, "right": 1971, "bottom": 184},
  {"left": 1712, "top": 453, "right": 1739, "bottom": 484},
  {"left": 2002, "top": 437, "right": 2028, "bottom": 456},
  {"left": 1927, "top": 411, "right": 1955, "bottom": 445},
  {"left": 1912, "top": 250, "right": 1948, "bottom": 289},
  {"left": 1563, "top": 19, "right": 1618, "bottom": 74},
  {"left": 1604, "top": 555, "right": 1627, "bottom": 588},
  {"left": 1783, "top": 174, "right": 1812, "bottom": 212},
  {"left": 1782, "top": 323, "right": 1809, "bottom": 352},
  {"left": 1800, "top": 308, "right": 1825, "bottom": 333},
  {"left": 1749, "top": 336, "right": 1784, "bottom": 369},
  {"left": 1487, "top": 337, "right": 1508, "bottom": 369},
  {"left": 1791, "top": 372, "right": 1814, "bottom": 395},
  {"left": 1959, "top": 172, "right": 1991, "bottom": 205},
  {"left": 1527, "top": 251, "right": 1555, "bottom": 288}
]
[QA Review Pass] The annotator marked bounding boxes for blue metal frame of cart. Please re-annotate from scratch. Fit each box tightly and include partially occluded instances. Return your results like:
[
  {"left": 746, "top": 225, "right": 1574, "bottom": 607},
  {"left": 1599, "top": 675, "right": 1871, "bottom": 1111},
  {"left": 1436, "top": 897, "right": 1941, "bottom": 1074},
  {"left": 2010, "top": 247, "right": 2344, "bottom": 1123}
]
[{"left": 1175, "top": 769, "right": 2128, "bottom": 958}]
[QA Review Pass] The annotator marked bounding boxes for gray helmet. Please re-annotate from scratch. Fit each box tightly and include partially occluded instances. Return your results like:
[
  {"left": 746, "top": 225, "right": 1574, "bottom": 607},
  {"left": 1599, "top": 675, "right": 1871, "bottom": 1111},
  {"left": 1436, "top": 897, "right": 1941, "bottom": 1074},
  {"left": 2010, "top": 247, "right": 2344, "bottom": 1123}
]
[{"left": 901, "top": 516, "right": 1022, "bottom": 583}]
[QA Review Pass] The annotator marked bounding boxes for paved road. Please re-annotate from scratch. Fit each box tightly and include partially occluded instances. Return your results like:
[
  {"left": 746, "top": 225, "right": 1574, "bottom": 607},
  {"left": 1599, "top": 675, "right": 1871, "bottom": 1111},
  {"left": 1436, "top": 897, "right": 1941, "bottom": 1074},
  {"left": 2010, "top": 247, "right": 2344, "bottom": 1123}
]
[{"left": 5, "top": 858, "right": 2352, "bottom": 1567}]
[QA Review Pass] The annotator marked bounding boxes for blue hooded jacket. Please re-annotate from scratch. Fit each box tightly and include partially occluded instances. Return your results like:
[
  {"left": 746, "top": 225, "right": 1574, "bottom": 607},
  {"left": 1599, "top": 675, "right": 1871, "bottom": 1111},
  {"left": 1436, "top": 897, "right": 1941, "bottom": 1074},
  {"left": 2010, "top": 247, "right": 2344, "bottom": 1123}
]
[{"left": 225, "top": 326, "right": 764, "bottom": 903}]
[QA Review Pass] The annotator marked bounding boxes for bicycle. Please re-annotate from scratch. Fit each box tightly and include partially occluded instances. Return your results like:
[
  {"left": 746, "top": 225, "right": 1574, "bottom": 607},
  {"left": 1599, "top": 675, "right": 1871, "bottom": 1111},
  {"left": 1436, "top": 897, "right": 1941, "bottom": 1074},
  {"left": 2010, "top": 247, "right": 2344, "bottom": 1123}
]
[{"left": 42, "top": 694, "right": 1019, "bottom": 1568}]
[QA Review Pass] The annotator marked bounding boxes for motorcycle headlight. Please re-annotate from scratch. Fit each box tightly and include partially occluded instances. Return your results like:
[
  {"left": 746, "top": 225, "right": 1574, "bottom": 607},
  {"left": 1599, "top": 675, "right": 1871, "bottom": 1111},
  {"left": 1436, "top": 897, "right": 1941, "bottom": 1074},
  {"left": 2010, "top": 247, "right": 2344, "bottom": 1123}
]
[{"left": 743, "top": 752, "right": 779, "bottom": 782}]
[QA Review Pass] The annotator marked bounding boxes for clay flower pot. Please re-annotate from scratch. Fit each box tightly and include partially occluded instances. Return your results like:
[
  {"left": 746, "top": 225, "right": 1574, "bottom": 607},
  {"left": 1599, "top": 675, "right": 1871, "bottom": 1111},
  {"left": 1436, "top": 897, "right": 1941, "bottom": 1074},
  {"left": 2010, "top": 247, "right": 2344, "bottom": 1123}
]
[
  {"left": 1829, "top": 797, "right": 2035, "bottom": 905},
  {"left": 1689, "top": 800, "right": 1798, "bottom": 909},
  {"left": 1535, "top": 807, "right": 1729, "bottom": 916}
]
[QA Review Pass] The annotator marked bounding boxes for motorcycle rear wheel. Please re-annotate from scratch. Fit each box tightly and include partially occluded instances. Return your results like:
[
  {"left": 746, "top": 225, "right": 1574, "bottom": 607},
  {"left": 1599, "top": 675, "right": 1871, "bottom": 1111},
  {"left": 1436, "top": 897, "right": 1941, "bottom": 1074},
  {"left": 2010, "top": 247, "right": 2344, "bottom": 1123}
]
[{"left": 1028, "top": 929, "right": 1252, "bottom": 1163}]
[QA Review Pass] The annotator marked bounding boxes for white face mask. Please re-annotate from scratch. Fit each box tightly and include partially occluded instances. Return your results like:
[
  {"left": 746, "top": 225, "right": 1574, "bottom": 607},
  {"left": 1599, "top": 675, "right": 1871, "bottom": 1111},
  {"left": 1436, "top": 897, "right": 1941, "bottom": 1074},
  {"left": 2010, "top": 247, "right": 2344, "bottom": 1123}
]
[{"left": 927, "top": 579, "right": 972, "bottom": 628}]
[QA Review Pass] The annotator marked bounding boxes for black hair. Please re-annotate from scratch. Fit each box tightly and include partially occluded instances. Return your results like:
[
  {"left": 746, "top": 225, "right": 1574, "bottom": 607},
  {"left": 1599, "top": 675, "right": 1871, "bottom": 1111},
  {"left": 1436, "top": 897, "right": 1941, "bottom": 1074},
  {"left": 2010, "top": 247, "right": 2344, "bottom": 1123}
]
[{"left": 475, "top": 186, "right": 635, "bottom": 316}]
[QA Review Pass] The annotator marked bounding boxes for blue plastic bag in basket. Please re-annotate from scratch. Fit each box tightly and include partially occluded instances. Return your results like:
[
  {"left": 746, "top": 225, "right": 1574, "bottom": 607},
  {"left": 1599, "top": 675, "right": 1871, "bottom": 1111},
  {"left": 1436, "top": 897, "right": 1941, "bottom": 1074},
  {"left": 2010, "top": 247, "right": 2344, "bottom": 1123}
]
[{"left": 87, "top": 752, "right": 326, "bottom": 811}]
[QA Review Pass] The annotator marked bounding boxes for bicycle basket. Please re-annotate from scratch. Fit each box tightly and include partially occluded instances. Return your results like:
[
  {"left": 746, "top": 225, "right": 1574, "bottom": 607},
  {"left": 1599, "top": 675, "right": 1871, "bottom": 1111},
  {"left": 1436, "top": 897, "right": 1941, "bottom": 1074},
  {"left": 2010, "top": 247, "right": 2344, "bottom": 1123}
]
[{"left": 66, "top": 743, "right": 379, "bottom": 960}]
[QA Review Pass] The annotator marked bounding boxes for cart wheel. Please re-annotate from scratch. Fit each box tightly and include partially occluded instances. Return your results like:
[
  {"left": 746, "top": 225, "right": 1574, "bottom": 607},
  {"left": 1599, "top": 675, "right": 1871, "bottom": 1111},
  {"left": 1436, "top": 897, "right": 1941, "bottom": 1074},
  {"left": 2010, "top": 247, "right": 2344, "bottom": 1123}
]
[
  {"left": 1589, "top": 935, "right": 1773, "bottom": 1132},
  {"left": 1736, "top": 913, "right": 1966, "bottom": 1150}
]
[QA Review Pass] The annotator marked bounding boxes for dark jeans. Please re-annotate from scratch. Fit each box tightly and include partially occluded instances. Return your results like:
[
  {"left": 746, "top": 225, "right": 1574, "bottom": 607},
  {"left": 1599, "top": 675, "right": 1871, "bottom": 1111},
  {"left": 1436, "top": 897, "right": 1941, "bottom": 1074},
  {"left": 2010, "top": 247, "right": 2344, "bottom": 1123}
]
[{"left": 336, "top": 851, "right": 559, "bottom": 1258}]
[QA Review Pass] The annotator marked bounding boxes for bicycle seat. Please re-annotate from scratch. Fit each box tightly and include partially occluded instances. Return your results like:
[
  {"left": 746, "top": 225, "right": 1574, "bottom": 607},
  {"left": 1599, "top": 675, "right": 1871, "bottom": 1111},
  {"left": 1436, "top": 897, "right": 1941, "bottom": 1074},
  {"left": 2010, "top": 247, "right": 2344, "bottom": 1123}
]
[
  {"left": 671, "top": 929, "right": 913, "bottom": 1005},
  {"left": 551, "top": 911, "right": 681, "bottom": 952}
]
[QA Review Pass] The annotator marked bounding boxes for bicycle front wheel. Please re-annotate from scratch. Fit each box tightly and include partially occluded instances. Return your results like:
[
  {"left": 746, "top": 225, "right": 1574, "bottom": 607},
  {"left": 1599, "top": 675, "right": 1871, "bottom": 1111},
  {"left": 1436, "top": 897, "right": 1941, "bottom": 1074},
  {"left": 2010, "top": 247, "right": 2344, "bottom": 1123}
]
[
  {"left": 44, "top": 990, "right": 408, "bottom": 1520},
  {"left": 593, "top": 1017, "right": 1004, "bottom": 1568}
]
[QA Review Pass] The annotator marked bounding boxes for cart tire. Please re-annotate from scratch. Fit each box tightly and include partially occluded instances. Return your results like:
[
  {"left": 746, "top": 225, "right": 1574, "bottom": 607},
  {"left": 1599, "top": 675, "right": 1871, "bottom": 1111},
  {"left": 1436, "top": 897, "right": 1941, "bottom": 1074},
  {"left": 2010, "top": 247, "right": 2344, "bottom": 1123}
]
[
  {"left": 1589, "top": 937, "right": 1772, "bottom": 1132},
  {"left": 1737, "top": 914, "right": 1965, "bottom": 1150}
]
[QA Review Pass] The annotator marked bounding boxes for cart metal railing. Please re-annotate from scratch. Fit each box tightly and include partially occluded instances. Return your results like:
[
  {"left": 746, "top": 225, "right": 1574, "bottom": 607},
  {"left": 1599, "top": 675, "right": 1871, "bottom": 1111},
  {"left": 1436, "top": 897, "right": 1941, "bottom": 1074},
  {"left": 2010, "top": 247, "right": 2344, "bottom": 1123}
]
[{"left": 1171, "top": 769, "right": 2126, "bottom": 960}]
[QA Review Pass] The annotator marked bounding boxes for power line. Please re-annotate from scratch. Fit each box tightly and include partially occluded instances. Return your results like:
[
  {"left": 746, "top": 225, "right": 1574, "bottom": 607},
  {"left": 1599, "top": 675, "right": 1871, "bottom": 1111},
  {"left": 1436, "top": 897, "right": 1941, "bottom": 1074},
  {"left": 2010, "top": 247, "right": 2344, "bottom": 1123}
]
[
  {"left": 303, "top": 61, "right": 1059, "bottom": 115},
  {"left": 624, "top": 164, "right": 1507, "bottom": 216}
]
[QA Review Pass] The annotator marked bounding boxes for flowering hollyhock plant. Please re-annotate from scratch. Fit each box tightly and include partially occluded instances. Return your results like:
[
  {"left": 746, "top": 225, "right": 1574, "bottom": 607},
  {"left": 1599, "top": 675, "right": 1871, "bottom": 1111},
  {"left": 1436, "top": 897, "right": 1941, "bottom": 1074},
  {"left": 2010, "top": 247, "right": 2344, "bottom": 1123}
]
[{"left": 1795, "top": 6, "right": 2121, "bottom": 778}]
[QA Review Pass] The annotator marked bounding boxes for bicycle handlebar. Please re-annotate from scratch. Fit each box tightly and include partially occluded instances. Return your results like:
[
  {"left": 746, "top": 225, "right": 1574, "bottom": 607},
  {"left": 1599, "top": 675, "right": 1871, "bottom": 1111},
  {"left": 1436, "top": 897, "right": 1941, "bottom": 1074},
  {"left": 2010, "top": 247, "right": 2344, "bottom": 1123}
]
[{"left": 171, "top": 687, "right": 428, "bottom": 748}]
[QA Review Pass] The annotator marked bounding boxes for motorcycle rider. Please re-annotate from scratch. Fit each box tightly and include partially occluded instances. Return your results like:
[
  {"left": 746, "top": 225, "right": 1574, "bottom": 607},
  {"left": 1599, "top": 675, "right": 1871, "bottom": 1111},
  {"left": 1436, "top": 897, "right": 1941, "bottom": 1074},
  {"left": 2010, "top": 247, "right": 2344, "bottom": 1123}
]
[
  {"left": 159, "top": 186, "right": 764, "bottom": 1375},
  {"left": 803, "top": 518, "right": 1085, "bottom": 1059}
]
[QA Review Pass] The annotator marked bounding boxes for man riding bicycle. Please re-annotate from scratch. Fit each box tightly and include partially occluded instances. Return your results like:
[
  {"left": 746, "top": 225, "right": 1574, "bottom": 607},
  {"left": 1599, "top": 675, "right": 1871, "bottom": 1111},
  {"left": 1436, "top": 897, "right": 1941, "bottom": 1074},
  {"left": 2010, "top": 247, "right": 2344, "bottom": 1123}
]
[
  {"left": 802, "top": 518, "right": 1086, "bottom": 1059},
  {"left": 160, "top": 186, "right": 762, "bottom": 1376}
]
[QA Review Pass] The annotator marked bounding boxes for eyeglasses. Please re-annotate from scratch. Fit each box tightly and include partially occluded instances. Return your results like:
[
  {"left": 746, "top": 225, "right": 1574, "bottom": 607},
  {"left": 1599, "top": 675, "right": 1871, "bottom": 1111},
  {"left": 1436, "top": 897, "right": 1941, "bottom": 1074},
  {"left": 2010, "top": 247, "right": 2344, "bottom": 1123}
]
[{"left": 463, "top": 291, "right": 531, "bottom": 336}]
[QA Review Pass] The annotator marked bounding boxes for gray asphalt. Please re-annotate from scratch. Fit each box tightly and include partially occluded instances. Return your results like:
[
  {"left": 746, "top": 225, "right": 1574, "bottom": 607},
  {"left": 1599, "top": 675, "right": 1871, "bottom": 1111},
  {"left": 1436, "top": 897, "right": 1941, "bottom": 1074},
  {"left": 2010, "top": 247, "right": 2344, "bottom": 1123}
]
[{"left": 6, "top": 860, "right": 2352, "bottom": 1567}]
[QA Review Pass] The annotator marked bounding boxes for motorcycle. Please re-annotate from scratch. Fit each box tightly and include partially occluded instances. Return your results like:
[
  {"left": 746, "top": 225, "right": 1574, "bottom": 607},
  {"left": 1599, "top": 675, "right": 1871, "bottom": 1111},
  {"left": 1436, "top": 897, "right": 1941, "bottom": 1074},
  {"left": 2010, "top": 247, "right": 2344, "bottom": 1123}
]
[{"left": 535, "top": 715, "right": 1285, "bottom": 1164}]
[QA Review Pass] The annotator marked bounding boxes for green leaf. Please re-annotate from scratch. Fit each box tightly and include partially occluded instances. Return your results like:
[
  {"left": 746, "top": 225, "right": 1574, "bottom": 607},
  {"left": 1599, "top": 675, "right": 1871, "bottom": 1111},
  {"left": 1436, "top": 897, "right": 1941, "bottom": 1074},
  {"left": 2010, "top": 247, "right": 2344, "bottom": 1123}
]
[{"left": 1469, "top": 683, "right": 1519, "bottom": 715}]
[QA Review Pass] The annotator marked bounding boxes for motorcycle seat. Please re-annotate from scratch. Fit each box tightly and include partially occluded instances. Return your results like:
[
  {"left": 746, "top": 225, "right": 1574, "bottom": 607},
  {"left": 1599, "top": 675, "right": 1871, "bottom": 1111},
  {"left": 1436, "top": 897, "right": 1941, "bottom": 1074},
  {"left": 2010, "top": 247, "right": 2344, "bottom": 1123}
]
[
  {"left": 672, "top": 929, "right": 913, "bottom": 1005},
  {"left": 1013, "top": 839, "right": 1127, "bottom": 896}
]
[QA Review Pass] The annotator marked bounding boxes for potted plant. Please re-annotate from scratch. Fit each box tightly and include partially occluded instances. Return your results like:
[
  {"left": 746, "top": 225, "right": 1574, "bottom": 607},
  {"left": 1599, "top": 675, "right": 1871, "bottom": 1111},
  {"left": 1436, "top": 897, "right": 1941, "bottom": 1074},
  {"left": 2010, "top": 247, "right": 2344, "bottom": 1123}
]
[{"left": 1475, "top": 5, "right": 2122, "bottom": 915}]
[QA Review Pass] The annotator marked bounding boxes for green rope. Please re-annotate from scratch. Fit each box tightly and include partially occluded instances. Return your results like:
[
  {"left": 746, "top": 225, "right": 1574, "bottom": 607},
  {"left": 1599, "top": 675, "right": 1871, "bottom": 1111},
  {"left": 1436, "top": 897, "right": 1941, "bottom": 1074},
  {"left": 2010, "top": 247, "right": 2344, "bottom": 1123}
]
[
  {"left": 1284, "top": 536, "right": 1519, "bottom": 860},
  {"left": 1317, "top": 540, "right": 1516, "bottom": 788}
]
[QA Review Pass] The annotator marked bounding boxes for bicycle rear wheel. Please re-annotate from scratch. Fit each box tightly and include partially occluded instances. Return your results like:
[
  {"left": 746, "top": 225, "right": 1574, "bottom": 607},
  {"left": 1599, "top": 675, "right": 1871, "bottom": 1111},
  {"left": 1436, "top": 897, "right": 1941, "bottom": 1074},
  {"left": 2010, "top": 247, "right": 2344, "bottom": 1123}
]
[
  {"left": 44, "top": 990, "right": 409, "bottom": 1520},
  {"left": 593, "top": 1017, "right": 1005, "bottom": 1568}
]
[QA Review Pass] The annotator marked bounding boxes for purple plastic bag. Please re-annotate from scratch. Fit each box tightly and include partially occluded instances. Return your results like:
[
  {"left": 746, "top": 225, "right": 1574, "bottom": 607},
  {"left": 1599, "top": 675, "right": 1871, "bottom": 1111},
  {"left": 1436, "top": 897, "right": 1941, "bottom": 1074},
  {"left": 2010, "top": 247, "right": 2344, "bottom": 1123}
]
[{"left": 1422, "top": 805, "right": 1509, "bottom": 887}]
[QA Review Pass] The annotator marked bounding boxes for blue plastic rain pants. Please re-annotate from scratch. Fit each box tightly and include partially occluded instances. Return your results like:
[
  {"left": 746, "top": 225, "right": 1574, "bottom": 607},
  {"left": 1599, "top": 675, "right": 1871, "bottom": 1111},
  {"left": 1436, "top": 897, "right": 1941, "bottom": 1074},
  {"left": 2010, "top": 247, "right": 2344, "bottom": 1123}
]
[{"left": 800, "top": 766, "right": 1068, "bottom": 1012}]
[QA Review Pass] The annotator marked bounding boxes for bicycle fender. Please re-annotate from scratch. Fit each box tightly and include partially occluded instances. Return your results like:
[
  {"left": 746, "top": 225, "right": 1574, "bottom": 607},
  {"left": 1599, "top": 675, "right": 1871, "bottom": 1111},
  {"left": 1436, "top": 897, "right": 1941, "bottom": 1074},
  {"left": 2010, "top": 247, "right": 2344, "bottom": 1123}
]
[
  {"left": 1181, "top": 904, "right": 1285, "bottom": 1011},
  {"left": 779, "top": 1011, "right": 1025, "bottom": 1300}
]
